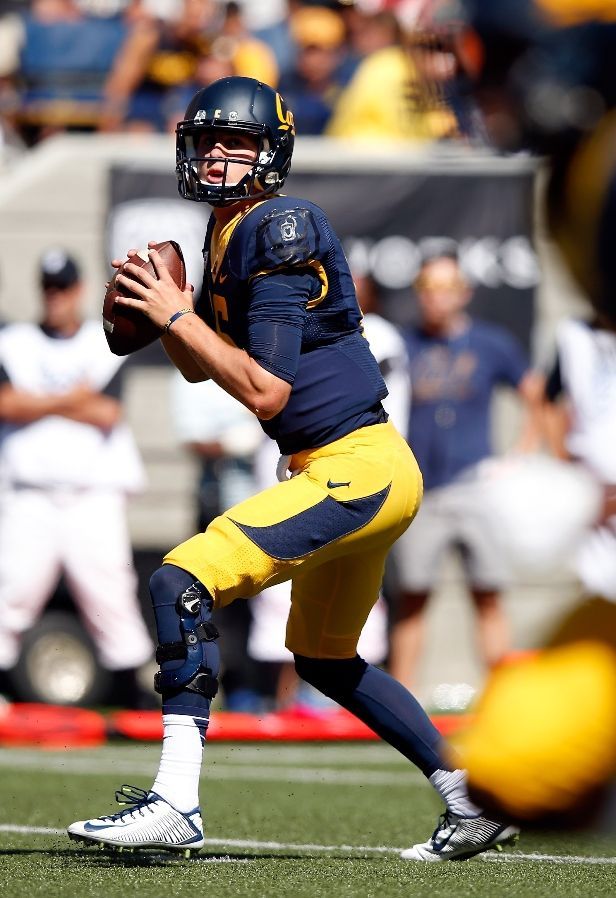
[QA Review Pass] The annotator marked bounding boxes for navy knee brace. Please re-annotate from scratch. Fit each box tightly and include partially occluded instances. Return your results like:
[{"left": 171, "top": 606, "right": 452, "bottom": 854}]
[{"left": 149, "top": 564, "right": 220, "bottom": 701}]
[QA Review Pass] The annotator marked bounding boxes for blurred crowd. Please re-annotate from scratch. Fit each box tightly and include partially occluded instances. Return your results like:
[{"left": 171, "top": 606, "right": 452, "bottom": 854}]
[{"left": 0, "top": 0, "right": 472, "bottom": 149}]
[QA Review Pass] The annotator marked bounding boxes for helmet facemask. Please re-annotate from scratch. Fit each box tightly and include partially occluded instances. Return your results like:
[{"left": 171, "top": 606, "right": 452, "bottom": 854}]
[{"left": 176, "top": 121, "right": 287, "bottom": 206}]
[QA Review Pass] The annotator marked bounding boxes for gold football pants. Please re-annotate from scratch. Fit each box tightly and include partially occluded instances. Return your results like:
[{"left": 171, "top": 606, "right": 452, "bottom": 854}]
[{"left": 164, "top": 421, "right": 422, "bottom": 658}]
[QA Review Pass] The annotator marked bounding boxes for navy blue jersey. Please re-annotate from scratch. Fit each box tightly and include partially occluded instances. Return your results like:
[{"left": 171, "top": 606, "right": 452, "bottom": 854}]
[
  {"left": 195, "top": 195, "right": 388, "bottom": 454},
  {"left": 404, "top": 319, "right": 528, "bottom": 491}
]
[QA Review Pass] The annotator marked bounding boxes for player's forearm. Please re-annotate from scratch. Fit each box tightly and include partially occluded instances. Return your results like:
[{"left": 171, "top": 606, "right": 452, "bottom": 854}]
[
  {"left": 161, "top": 332, "right": 210, "bottom": 383},
  {"left": 167, "top": 312, "right": 290, "bottom": 419}
]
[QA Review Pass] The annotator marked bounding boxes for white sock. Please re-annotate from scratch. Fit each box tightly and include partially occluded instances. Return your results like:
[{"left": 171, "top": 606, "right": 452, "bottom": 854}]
[
  {"left": 429, "top": 768, "right": 483, "bottom": 817},
  {"left": 151, "top": 713, "right": 207, "bottom": 813}
]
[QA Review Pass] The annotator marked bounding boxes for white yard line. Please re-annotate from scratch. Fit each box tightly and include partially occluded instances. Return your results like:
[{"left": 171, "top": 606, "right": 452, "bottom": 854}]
[{"left": 0, "top": 824, "right": 614, "bottom": 866}]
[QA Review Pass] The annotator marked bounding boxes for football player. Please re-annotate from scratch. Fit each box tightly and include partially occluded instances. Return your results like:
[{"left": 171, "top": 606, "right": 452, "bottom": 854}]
[
  {"left": 417, "top": 0, "right": 616, "bottom": 828},
  {"left": 67, "top": 76, "right": 519, "bottom": 860}
]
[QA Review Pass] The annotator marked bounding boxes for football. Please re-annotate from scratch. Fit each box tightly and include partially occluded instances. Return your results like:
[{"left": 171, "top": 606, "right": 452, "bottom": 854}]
[{"left": 102, "top": 240, "right": 186, "bottom": 356}]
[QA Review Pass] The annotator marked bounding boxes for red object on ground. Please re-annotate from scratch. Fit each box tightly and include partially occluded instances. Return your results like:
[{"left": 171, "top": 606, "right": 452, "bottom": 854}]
[
  {"left": 0, "top": 703, "right": 107, "bottom": 748},
  {"left": 108, "top": 707, "right": 472, "bottom": 742}
]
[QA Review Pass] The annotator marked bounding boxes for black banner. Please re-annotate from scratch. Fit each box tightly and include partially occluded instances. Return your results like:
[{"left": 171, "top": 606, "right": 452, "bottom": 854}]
[{"left": 107, "top": 159, "right": 538, "bottom": 362}]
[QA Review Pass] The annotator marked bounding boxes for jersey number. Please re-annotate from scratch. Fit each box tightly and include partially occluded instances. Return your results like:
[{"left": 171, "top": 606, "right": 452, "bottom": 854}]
[{"left": 213, "top": 294, "right": 237, "bottom": 347}]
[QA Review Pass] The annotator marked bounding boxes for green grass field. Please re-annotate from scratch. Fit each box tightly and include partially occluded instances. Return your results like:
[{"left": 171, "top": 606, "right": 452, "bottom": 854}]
[{"left": 0, "top": 741, "right": 614, "bottom": 898}]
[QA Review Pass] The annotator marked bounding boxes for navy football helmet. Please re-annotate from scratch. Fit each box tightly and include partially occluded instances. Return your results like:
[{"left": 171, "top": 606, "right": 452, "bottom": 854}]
[{"left": 176, "top": 77, "right": 295, "bottom": 206}]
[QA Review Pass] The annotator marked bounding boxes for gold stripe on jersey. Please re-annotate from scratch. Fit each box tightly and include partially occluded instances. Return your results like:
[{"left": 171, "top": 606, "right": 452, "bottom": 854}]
[
  {"left": 210, "top": 200, "right": 268, "bottom": 280},
  {"left": 305, "top": 260, "right": 328, "bottom": 309},
  {"left": 249, "top": 259, "right": 329, "bottom": 309}
]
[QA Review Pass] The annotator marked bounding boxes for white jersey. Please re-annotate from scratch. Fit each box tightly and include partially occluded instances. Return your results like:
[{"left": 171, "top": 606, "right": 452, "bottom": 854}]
[
  {"left": 0, "top": 321, "right": 145, "bottom": 492},
  {"left": 556, "top": 318, "right": 616, "bottom": 483},
  {"left": 362, "top": 312, "right": 411, "bottom": 434}
]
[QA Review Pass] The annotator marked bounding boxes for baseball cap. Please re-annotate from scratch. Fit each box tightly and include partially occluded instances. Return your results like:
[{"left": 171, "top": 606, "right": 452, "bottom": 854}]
[
  {"left": 40, "top": 249, "right": 80, "bottom": 290},
  {"left": 290, "top": 6, "right": 346, "bottom": 49}
]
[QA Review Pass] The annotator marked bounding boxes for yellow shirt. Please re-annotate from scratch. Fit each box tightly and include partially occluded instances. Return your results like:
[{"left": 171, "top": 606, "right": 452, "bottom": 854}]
[
  {"left": 325, "top": 45, "right": 457, "bottom": 142},
  {"left": 232, "top": 37, "right": 279, "bottom": 89}
]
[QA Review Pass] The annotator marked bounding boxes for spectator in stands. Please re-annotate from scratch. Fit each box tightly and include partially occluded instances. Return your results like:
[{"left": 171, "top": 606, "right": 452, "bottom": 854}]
[
  {"left": 403, "top": 0, "right": 487, "bottom": 144},
  {"left": 278, "top": 4, "right": 348, "bottom": 135},
  {"left": 342, "top": 4, "right": 400, "bottom": 62},
  {"left": 388, "top": 249, "right": 541, "bottom": 692},
  {"left": 0, "top": 249, "right": 154, "bottom": 707},
  {"left": 234, "top": 0, "right": 293, "bottom": 82},
  {"left": 161, "top": 39, "right": 236, "bottom": 135},
  {"left": 100, "top": 0, "right": 218, "bottom": 133},
  {"left": 103, "top": 0, "right": 278, "bottom": 133},
  {"left": 326, "top": 4, "right": 458, "bottom": 141},
  {"left": 3, "top": 0, "right": 129, "bottom": 143},
  {"left": 219, "top": 2, "right": 279, "bottom": 87},
  {"left": 161, "top": 3, "right": 281, "bottom": 133}
]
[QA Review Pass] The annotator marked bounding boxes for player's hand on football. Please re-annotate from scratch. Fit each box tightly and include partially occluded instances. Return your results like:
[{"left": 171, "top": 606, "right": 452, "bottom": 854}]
[
  {"left": 105, "top": 249, "right": 140, "bottom": 288},
  {"left": 113, "top": 243, "right": 194, "bottom": 329}
]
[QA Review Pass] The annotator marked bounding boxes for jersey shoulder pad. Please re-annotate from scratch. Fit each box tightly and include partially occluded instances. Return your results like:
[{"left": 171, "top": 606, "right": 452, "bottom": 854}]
[{"left": 245, "top": 199, "right": 324, "bottom": 275}]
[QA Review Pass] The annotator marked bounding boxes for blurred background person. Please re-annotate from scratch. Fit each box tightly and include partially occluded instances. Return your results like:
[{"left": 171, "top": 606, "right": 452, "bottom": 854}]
[
  {"left": 101, "top": 0, "right": 278, "bottom": 133},
  {"left": 160, "top": 2, "right": 279, "bottom": 135},
  {"left": 230, "top": 0, "right": 292, "bottom": 81},
  {"left": 99, "top": 0, "right": 222, "bottom": 133},
  {"left": 354, "top": 268, "right": 411, "bottom": 434},
  {"left": 543, "top": 314, "right": 616, "bottom": 604},
  {"left": 326, "top": 1, "right": 459, "bottom": 141},
  {"left": 388, "top": 249, "right": 541, "bottom": 693},
  {"left": 402, "top": 0, "right": 486, "bottom": 144},
  {"left": 218, "top": 1, "right": 279, "bottom": 87},
  {"left": 0, "top": 0, "right": 130, "bottom": 144},
  {"left": 170, "top": 371, "right": 264, "bottom": 711},
  {"left": 0, "top": 249, "right": 154, "bottom": 707},
  {"left": 278, "top": 4, "right": 348, "bottom": 135}
]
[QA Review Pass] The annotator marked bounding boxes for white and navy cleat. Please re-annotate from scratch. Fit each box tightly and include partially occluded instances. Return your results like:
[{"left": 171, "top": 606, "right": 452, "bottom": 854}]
[
  {"left": 67, "top": 785, "right": 204, "bottom": 858},
  {"left": 401, "top": 810, "right": 520, "bottom": 861}
]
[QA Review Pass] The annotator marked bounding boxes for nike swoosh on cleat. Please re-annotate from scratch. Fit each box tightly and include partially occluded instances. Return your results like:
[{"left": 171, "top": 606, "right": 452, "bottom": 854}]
[
  {"left": 327, "top": 479, "right": 351, "bottom": 489},
  {"left": 432, "top": 837, "right": 452, "bottom": 852},
  {"left": 431, "top": 827, "right": 455, "bottom": 852}
]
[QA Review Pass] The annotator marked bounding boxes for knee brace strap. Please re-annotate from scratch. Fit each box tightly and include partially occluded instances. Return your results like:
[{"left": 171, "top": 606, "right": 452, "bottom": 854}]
[
  {"left": 155, "top": 620, "right": 219, "bottom": 663},
  {"left": 154, "top": 583, "right": 220, "bottom": 699}
]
